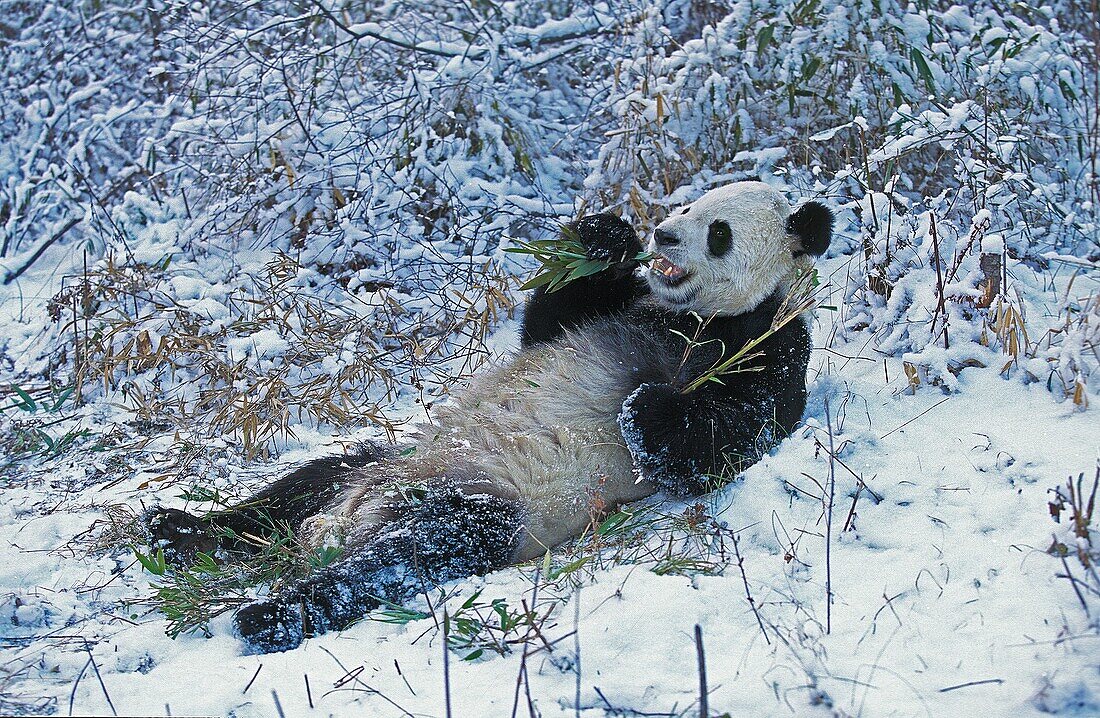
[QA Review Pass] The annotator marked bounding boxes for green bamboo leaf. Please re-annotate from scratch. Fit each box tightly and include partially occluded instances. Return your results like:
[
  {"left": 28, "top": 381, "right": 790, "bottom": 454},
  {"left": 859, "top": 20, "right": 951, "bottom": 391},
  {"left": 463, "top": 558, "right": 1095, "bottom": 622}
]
[
  {"left": 51, "top": 386, "right": 74, "bottom": 412},
  {"left": 910, "top": 48, "right": 935, "bottom": 93},
  {"left": 597, "top": 510, "right": 633, "bottom": 536},
  {"left": 566, "top": 259, "right": 610, "bottom": 281},
  {"left": 518, "top": 271, "right": 559, "bottom": 291},
  {"left": 756, "top": 24, "right": 775, "bottom": 57},
  {"left": 460, "top": 588, "right": 483, "bottom": 610},
  {"left": 12, "top": 386, "right": 36, "bottom": 412},
  {"left": 134, "top": 547, "right": 167, "bottom": 576},
  {"left": 801, "top": 56, "right": 821, "bottom": 82}
]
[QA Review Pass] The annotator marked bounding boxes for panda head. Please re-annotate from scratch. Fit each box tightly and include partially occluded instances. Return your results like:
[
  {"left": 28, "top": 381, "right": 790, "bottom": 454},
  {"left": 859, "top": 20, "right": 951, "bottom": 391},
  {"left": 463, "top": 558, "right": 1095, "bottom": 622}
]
[{"left": 645, "top": 182, "right": 833, "bottom": 317}]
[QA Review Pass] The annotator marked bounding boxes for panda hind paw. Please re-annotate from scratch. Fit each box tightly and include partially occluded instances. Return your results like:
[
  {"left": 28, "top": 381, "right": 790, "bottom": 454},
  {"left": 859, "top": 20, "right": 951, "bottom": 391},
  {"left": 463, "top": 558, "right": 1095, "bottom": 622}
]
[{"left": 234, "top": 599, "right": 304, "bottom": 654}]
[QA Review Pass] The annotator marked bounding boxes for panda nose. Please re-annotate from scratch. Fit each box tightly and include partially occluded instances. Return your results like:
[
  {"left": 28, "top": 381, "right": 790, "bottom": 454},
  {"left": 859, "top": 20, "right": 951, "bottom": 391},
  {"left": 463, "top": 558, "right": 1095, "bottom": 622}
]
[{"left": 654, "top": 228, "right": 679, "bottom": 247}]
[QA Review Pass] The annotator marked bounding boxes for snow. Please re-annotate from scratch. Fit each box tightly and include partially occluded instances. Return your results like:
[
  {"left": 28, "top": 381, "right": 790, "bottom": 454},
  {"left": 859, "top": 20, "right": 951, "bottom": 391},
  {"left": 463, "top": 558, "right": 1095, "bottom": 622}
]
[
  {"left": 2, "top": 246, "right": 1098, "bottom": 715},
  {"left": 0, "top": 0, "right": 1097, "bottom": 715}
]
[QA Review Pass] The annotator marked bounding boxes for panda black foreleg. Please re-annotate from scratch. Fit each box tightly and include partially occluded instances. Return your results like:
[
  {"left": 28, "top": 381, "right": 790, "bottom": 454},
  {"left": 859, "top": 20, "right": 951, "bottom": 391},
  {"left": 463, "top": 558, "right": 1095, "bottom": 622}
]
[
  {"left": 233, "top": 480, "right": 526, "bottom": 653},
  {"left": 145, "top": 442, "right": 389, "bottom": 562},
  {"left": 521, "top": 214, "right": 649, "bottom": 348},
  {"left": 618, "top": 382, "right": 778, "bottom": 496}
]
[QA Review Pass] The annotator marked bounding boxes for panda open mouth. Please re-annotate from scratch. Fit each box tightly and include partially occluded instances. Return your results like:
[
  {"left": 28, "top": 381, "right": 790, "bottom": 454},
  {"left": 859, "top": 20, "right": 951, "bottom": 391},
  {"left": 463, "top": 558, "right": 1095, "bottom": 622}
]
[{"left": 650, "top": 255, "right": 691, "bottom": 287}]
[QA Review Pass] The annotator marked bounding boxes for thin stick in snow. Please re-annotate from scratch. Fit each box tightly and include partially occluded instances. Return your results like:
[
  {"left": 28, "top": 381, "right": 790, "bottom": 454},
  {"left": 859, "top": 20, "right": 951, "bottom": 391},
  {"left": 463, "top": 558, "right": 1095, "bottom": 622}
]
[
  {"left": 271, "top": 689, "right": 286, "bottom": 718},
  {"left": 443, "top": 608, "right": 453, "bottom": 718},
  {"left": 2, "top": 216, "right": 80, "bottom": 286},
  {"left": 511, "top": 569, "right": 542, "bottom": 718},
  {"left": 938, "top": 678, "right": 1005, "bottom": 693},
  {"left": 843, "top": 481, "right": 866, "bottom": 532},
  {"left": 305, "top": 673, "right": 314, "bottom": 710},
  {"left": 732, "top": 534, "right": 770, "bottom": 645},
  {"left": 316, "top": 646, "right": 414, "bottom": 716},
  {"left": 82, "top": 642, "right": 116, "bottom": 717},
  {"left": 68, "top": 653, "right": 91, "bottom": 716},
  {"left": 394, "top": 659, "right": 416, "bottom": 695},
  {"left": 879, "top": 396, "right": 950, "bottom": 440},
  {"left": 694, "top": 624, "right": 709, "bottom": 718},
  {"left": 930, "top": 213, "right": 949, "bottom": 350},
  {"left": 1058, "top": 541, "right": 1091, "bottom": 618},
  {"left": 824, "top": 397, "right": 836, "bottom": 635},
  {"left": 574, "top": 588, "right": 582, "bottom": 718},
  {"left": 243, "top": 664, "right": 263, "bottom": 694}
]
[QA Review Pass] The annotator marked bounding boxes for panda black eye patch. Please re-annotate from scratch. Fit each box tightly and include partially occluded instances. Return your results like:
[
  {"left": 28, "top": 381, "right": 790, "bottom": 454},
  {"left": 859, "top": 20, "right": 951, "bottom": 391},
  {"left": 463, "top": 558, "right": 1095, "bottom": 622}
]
[{"left": 707, "top": 220, "right": 732, "bottom": 256}]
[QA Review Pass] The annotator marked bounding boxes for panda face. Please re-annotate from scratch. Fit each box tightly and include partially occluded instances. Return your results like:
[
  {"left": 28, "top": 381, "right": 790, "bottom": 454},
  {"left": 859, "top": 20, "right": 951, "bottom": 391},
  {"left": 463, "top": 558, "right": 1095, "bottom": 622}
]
[{"left": 645, "top": 182, "right": 831, "bottom": 317}]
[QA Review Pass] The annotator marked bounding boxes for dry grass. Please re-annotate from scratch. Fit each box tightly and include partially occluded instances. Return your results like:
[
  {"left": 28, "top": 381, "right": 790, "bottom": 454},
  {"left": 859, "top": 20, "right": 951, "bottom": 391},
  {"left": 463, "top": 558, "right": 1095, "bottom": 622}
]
[
  {"left": 1037, "top": 290, "right": 1100, "bottom": 409},
  {"left": 45, "top": 250, "right": 515, "bottom": 459}
]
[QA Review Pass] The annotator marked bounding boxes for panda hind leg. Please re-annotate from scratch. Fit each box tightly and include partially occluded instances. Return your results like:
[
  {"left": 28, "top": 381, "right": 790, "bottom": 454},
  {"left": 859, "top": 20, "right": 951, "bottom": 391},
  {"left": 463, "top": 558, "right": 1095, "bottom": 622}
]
[
  {"left": 145, "top": 442, "right": 389, "bottom": 563},
  {"left": 234, "top": 480, "right": 527, "bottom": 653}
]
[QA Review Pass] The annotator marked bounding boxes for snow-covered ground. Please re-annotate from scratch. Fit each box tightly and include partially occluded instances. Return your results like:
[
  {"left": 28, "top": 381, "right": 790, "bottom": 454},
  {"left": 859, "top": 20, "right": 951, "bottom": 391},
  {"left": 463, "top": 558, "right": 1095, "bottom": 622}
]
[
  {"left": 1, "top": 248, "right": 1097, "bottom": 717},
  {"left": 2, "top": 1, "right": 1098, "bottom": 715}
]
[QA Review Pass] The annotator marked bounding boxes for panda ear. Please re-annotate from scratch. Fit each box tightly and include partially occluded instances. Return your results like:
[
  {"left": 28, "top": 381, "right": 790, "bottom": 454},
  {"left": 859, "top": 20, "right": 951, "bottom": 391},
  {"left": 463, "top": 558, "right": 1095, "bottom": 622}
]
[{"left": 787, "top": 201, "right": 833, "bottom": 257}]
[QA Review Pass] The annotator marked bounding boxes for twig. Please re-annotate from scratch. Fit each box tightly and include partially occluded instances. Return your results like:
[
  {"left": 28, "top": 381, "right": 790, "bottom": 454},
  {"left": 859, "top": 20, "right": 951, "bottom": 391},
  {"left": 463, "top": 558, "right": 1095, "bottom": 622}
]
[
  {"left": 1058, "top": 545, "right": 1091, "bottom": 618},
  {"left": 811, "top": 440, "right": 884, "bottom": 503},
  {"left": 305, "top": 674, "right": 314, "bottom": 709},
  {"left": 938, "top": 678, "right": 1004, "bottom": 692},
  {"left": 243, "top": 664, "right": 263, "bottom": 694},
  {"left": 879, "top": 396, "right": 951, "bottom": 440},
  {"left": 307, "top": 0, "right": 488, "bottom": 59},
  {"left": 930, "top": 213, "right": 950, "bottom": 350},
  {"left": 443, "top": 608, "right": 453, "bottom": 718},
  {"left": 574, "top": 588, "right": 582, "bottom": 718},
  {"left": 316, "top": 646, "right": 414, "bottom": 716},
  {"left": 1056, "top": 572, "right": 1100, "bottom": 597},
  {"left": 731, "top": 535, "right": 770, "bottom": 645},
  {"left": 824, "top": 397, "right": 836, "bottom": 635},
  {"left": 83, "top": 641, "right": 116, "bottom": 717},
  {"left": 394, "top": 660, "right": 416, "bottom": 695},
  {"left": 694, "top": 625, "right": 708, "bottom": 718},
  {"left": 843, "top": 481, "right": 865, "bottom": 532},
  {"left": 68, "top": 653, "right": 92, "bottom": 716},
  {"left": 511, "top": 570, "right": 542, "bottom": 718},
  {"left": 271, "top": 689, "right": 286, "bottom": 718},
  {"left": 3, "top": 216, "right": 80, "bottom": 285}
]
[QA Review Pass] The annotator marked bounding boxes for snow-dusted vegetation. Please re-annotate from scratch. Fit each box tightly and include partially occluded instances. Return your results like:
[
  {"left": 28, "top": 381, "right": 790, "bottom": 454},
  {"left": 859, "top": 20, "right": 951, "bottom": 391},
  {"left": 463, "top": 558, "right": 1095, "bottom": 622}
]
[{"left": 0, "top": 0, "right": 1097, "bottom": 715}]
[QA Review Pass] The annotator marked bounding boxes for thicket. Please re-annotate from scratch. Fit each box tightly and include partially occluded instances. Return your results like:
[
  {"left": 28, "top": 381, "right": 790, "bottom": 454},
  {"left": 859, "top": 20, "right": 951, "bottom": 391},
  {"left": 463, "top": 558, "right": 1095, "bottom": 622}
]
[{"left": 1, "top": 0, "right": 1097, "bottom": 456}]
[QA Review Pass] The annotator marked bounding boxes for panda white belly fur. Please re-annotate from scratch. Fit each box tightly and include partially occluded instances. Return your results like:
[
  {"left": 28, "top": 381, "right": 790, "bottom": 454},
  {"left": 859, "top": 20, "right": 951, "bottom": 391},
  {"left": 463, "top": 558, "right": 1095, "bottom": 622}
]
[{"left": 334, "top": 317, "right": 660, "bottom": 562}]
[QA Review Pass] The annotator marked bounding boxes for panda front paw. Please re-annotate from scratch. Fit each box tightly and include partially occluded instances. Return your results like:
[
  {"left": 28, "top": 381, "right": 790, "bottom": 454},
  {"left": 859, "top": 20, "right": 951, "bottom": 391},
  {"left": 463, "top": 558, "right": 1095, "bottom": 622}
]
[
  {"left": 618, "top": 383, "right": 705, "bottom": 496},
  {"left": 234, "top": 599, "right": 304, "bottom": 654},
  {"left": 568, "top": 214, "right": 642, "bottom": 274},
  {"left": 144, "top": 507, "right": 218, "bottom": 564}
]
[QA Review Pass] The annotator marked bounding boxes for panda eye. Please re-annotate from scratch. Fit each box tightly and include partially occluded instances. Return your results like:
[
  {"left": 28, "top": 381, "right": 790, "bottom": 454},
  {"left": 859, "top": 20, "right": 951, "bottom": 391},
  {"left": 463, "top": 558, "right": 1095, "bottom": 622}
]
[{"left": 707, "top": 221, "right": 732, "bottom": 256}]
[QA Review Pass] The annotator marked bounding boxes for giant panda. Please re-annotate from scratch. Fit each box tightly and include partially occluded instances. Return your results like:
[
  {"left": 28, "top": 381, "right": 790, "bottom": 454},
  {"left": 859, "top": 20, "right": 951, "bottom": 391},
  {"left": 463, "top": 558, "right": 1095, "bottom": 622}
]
[{"left": 146, "top": 180, "right": 833, "bottom": 653}]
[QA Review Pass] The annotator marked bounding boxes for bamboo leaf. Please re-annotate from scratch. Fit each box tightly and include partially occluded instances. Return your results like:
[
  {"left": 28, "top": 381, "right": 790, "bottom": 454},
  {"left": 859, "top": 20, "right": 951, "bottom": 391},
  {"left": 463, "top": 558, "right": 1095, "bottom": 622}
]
[
  {"left": 756, "top": 24, "right": 775, "bottom": 57},
  {"left": 910, "top": 48, "right": 935, "bottom": 93},
  {"left": 12, "top": 386, "right": 36, "bottom": 412}
]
